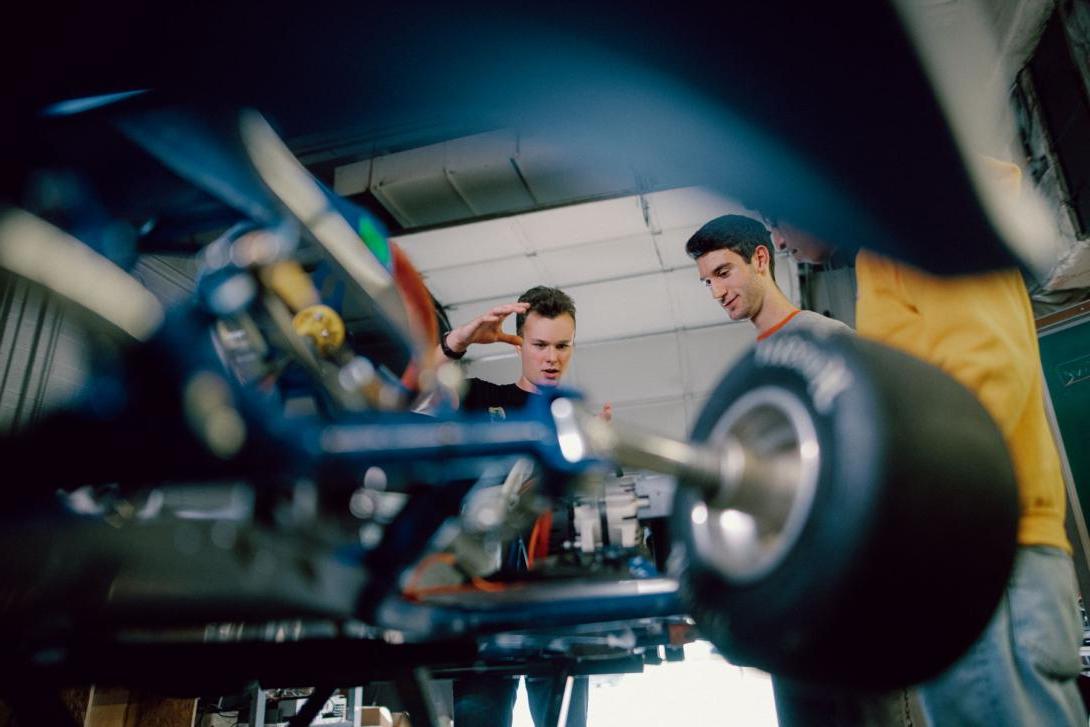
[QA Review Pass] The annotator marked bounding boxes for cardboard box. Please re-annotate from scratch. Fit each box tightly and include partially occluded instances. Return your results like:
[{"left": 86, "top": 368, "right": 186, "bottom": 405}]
[{"left": 361, "top": 705, "right": 393, "bottom": 727}]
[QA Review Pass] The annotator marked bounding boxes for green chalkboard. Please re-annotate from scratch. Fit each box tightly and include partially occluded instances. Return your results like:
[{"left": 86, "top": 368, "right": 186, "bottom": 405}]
[{"left": 1039, "top": 314, "right": 1090, "bottom": 521}]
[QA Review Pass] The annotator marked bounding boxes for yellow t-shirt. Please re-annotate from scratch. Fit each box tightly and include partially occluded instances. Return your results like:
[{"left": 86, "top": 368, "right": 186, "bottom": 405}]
[{"left": 855, "top": 250, "right": 1069, "bottom": 552}]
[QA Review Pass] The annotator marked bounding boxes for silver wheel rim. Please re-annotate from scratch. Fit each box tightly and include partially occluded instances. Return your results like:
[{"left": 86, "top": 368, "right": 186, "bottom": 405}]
[{"left": 689, "top": 385, "right": 821, "bottom": 584}]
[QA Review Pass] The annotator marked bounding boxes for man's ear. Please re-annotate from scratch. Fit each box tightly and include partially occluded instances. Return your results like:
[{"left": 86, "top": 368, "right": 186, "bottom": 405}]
[{"left": 753, "top": 244, "right": 771, "bottom": 273}]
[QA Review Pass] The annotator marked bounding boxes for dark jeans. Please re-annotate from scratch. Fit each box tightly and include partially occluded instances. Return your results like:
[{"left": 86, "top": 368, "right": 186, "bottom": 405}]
[
  {"left": 454, "top": 675, "right": 589, "bottom": 727},
  {"left": 917, "top": 546, "right": 1086, "bottom": 726},
  {"left": 773, "top": 677, "right": 918, "bottom": 726}
]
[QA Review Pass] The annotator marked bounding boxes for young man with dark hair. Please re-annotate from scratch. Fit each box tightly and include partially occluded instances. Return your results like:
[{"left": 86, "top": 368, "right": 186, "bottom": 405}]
[
  {"left": 440, "top": 284, "right": 598, "bottom": 727},
  {"left": 685, "top": 214, "right": 921, "bottom": 727},
  {"left": 439, "top": 285, "right": 599, "bottom": 419},
  {"left": 685, "top": 214, "right": 851, "bottom": 340}
]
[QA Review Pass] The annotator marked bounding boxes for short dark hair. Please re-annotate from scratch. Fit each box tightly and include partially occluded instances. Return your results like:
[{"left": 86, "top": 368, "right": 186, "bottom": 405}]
[
  {"left": 516, "top": 286, "right": 576, "bottom": 335},
  {"left": 684, "top": 214, "right": 775, "bottom": 278}
]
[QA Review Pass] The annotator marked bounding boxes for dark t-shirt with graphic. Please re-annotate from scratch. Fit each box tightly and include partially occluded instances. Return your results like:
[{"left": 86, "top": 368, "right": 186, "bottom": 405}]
[{"left": 461, "top": 379, "right": 531, "bottom": 418}]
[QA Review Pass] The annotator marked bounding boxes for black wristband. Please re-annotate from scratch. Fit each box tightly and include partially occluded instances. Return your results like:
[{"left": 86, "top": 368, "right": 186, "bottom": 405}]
[{"left": 440, "top": 332, "right": 466, "bottom": 360}]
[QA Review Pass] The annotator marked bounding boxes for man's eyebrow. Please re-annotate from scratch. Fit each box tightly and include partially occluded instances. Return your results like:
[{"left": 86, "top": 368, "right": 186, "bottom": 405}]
[{"left": 700, "top": 264, "right": 732, "bottom": 283}]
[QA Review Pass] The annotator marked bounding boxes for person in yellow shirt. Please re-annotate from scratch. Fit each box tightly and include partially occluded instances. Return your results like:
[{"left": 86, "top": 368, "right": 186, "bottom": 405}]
[
  {"left": 768, "top": 160, "right": 1086, "bottom": 724},
  {"left": 852, "top": 250, "right": 1084, "bottom": 726}
]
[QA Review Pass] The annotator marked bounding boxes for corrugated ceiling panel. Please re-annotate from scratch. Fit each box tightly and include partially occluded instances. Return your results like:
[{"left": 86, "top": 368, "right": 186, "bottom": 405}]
[
  {"left": 679, "top": 325, "right": 755, "bottom": 396},
  {"left": 536, "top": 233, "right": 661, "bottom": 287},
  {"left": 444, "top": 130, "right": 535, "bottom": 216},
  {"left": 443, "top": 130, "right": 515, "bottom": 167},
  {"left": 0, "top": 280, "right": 87, "bottom": 433},
  {"left": 446, "top": 165, "right": 536, "bottom": 217},
  {"left": 515, "top": 196, "right": 649, "bottom": 250},
  {"left": 370, "top": 142, "right": 474, "bottom": 227},
  {"left": 423, "top": 255, "right": 543, "bottom": 306},
  {"left": 333, "top": 158, "right": 372, "bottom": 197},
  {"left": 572, "top": 332, "right": 683, "bottom": 406},
  {"left": 515, "top": 134, "right": 639, "bottom": 206},
  {"left": 372, "top": 140, "right": 449, "bottom": 180},
  {"left": 645, "top": 186, "right": 754, "bottom": 230},
  {"left": 393, "top": 218, "right": 526, "bottom": 272},
  {"left": 445, "top": 293, "right": 514, "bottom": 327},
  {"left": 371, "top": 174, "right": 472, "bottom": 228},
  {"left": 133, "top": 255, "right": 198, "bottom": 306},
  {"left": 653, "top": 226, "right": 700, "bottom": 269},
  {"left": 563, "top": 273, "right": 673, "bottom": 343}
]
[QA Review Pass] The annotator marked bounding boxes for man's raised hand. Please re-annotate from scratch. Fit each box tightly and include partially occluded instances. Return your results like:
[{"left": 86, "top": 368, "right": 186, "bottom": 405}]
[{"left": 442, "top": 301, "right": 530, "bottom": 358}]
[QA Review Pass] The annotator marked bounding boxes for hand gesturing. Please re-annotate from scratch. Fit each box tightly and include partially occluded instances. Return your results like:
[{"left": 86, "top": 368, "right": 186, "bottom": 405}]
[{"left": 446, "top": 301, "right": 530, "bottom": 352}]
